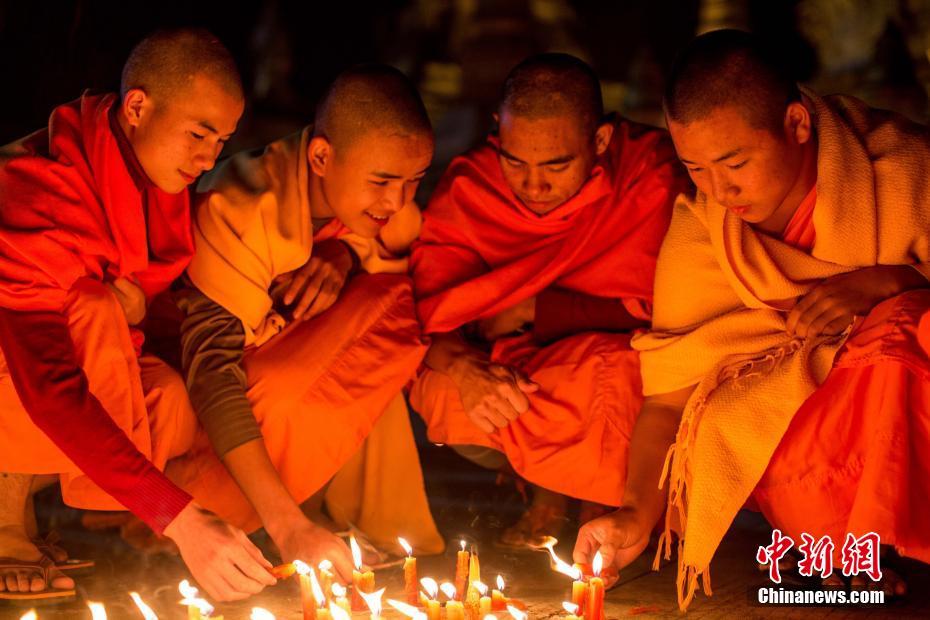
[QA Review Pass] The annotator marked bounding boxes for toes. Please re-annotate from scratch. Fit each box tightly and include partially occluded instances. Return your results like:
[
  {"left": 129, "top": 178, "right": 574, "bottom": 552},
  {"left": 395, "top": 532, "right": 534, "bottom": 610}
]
[
  {"left": 49, "top": 568, "right": 74, "bottom": 591},
  {"left": 29, "top": 572, "right": 45, "bottom": 593},
  {"left": 5, "top": 573, "right": 19, "bottom": 591}
]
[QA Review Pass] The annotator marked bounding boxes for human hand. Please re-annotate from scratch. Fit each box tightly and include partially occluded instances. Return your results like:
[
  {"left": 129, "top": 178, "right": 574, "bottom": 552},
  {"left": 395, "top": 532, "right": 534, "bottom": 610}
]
[
  {"left": 283, "top": 240, "right": 355, "bottom": 320},
  {"left": 450, "top": 356, "right": 539, "bottom": 433},
  {"left": 573, "top": 506, "right": 650, "bottom": 586},
  {"left": 273, "top": 518, "right": 355, "bottom": 584},
  {"left": 475, "top": 297, "right": 536, "bottom": 341},
  {"left": 786, "top": 265, "right": 925, "bottom": 338},
  {"left": 107, "top": 276, "right": 146, "bottom": 325},
  {"left": 164, "top": 502, "right": 276, "bottom": 601}
]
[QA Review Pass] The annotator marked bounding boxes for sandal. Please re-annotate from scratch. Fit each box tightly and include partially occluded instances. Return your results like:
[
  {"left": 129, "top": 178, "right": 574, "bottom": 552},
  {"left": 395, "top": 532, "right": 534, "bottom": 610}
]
[
  {"left": 32, "top": 532, "right": 94, "bottom": 573},
  {"left": 0, "top": 555, "right": 76, "bottom": 602}
]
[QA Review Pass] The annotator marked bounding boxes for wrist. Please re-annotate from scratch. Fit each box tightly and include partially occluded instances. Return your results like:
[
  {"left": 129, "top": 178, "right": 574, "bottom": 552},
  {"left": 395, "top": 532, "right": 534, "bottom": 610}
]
[
  {"left": 891, "top": 264, "right": 929, "bottom": 294},
  {"left": 264, "top": 506, "right": 310, "bottom": 541}
]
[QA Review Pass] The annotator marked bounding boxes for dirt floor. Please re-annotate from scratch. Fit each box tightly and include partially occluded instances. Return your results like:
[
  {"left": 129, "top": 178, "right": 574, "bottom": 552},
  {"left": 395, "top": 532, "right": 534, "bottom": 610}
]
[{"left": 6, "top": 417, "right": 929, "bottom": 619}]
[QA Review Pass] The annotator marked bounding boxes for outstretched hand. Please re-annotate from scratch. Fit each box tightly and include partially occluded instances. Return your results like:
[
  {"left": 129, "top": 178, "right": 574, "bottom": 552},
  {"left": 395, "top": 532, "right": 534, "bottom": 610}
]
[{"left": 573, "top": 506, "right": 651, "bottom": 587}]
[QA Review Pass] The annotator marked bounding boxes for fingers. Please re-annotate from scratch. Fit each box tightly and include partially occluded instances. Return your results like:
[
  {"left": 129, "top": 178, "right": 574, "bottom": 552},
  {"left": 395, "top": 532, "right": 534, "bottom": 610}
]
[
  {"left": 301, "top": 280, "right": 341, "bottom": 320},
  {"left": 329, "top": 541, "right": 356, "bottom": 584},
  {"left": 233, "top": 531, "right": 276, "bottom": 585},
  {"left": 293, "top": 267, "right": 328, "bottom": 319},
  {"left": 786, "top": 287, "right": 825, "bottom": 336},
  {"left": 497, "top": 382, "right": 529, "bottom": 416},
  {"left": 284, "top": 261, "right": 316, "bottom": 306},
  {"left": 238, "top": 530, "right": 274, "bottom": 572},
  {"left": 468, "top": 405, "right": 496, "bottom": 433},
  {"left": 572, "top": 524, "right": 600, "bottom": 564}
]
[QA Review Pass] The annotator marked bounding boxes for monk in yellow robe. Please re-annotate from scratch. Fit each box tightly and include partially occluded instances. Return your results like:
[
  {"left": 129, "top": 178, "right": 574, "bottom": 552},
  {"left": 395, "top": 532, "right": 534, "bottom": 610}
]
[
  {"left": 575, "top": 29, "right": 930, "bottom": 608},
  {"left": 166, "top": 65, "right": 443, "bottom": 581}
]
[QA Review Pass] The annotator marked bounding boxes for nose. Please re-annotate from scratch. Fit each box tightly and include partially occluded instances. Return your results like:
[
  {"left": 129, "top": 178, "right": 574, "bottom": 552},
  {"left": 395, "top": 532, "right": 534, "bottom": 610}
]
[
  {"left": 709, "top": 170, "right": 739, "bottom": 205},
  {"left": 521, "top": 168, "right": 550, "bottom": 200},
  {"left": 193, "top": 141, "right": 223, "bottom": 173},
  {"left": 382, "top": 183, "right": 405, "bottom": 212}
]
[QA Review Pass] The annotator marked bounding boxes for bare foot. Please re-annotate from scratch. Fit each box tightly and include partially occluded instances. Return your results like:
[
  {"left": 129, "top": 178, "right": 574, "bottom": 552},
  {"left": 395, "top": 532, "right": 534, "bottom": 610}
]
[
  {"left": 573, "top": 505, "right": 651, "bottom": 585},
  {"left": 0, "top": 525, "right": 73, "bottom": 593}
]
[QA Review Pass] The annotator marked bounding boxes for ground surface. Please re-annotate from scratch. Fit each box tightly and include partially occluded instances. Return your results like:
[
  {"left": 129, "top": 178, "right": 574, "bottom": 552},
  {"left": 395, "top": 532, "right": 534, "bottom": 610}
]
[{"left": 6, "top": 419, "right": 929, "bottom": 619}]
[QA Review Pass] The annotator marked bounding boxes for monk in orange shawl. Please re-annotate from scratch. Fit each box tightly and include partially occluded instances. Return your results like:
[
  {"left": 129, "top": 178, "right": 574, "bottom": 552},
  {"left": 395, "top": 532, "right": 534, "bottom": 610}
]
[
  {"left": 575, "top": 30, "right": 930, "bottom": 607},
  {"left": 410, "top": 53, "right": 688, "bottom": 545},
  {"left": 0, "top": 30, "right": 280, "bottom": 603},
  {"left": 165, "top": 65, "right": 443, "bottom": 581}
]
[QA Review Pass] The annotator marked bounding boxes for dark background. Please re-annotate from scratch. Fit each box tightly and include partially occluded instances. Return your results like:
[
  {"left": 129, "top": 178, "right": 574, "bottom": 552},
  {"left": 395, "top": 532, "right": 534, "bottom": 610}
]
[{"left": 3, "top": 0, "right": 930, "bottom": 189}]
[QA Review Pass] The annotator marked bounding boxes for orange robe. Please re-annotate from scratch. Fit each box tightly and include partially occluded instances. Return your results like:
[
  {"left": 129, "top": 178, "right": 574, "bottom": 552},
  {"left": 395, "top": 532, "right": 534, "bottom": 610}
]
[
  {"left": 753, "top": 187, "right": 930, "bottom": 565},
  {"left": 410, "top": 118, "right": 688, "bottom": 505}
]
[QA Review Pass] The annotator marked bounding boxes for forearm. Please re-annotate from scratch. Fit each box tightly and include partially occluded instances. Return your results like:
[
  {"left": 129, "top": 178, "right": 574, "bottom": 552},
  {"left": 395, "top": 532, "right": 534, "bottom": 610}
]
[
  {"left": 220, "top": 439, "right": 305, "bottom": 539},
  {"left": 621, "top": 388, "right": 693, "bottom": 527},
  {"left": 424, "top": 329, "right": 487, "bottom": 380}
]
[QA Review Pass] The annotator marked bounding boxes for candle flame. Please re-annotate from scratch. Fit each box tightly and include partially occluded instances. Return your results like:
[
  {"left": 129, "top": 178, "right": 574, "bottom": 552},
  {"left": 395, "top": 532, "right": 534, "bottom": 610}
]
[
  {"left": 130, "top": 592, "right": 158, "bottom": 620},
  {"left": 309, "top": 568, "right": 325, "bottom": 605},
  {"left": 398, "top": 537, "right": 413, "bottom": 557},
  {"left": 251, "top": 608, "right": 276, "bottom": 620},
  {"left": 539, "top": 536, "right": 559, "bottom": 550},
  {"left": 472, "top": 581, "right": 488, "bottom": 596},
  {"left": 460, "top": 540, "right": 466, "bottom": 552},
  {"left": 332, "top": 582, "right": 347, "bottom": 598},
  {"left": 562, "top": 602, "right": 580, "bottom": 615},
  {"left": 483, "top": 616, "right": 498, "bottom": 620},
  {"left": 88, "top": 601, "right": 107, "bottom": 620},
  {"left": 179, "top": 580, "right": 215, "bottom": 617},
  {"left": 440, "top": 582, "right": 457, "bottom": 600},
  {"left": 350, "top": 535, "right": 363, "bottom": 569},
  {"left": 544, "top": 544, "right": 582, "bottom": 581},
  {"left": 420, "top": 577, "right": 438, "bottom": 599},
  {"left": 496, "top": 575, "right": 505, "bottom": 591},
  {"left": 319, "top": 559, "right": 333, "bottom": 572},
  {"left": 507, "top": 606, "right": 527, "bottom": 620},
  {"left": 360, "top": 587, "right": 385, "bottom": 618},
  {"left": 330, "top": 601, "right": 351, "bottom": 620},
  {"left": 387, "top": 599, "right": 428, "bottom": 620},
  {"left": 293, "top": 559, "right": 311, "bottom": 575},
  {"left": 19, "top": 611, "right": 37, "bottom": 620},
  {"left": 593, "top": 551, "right": 603, "bottom": 577}
]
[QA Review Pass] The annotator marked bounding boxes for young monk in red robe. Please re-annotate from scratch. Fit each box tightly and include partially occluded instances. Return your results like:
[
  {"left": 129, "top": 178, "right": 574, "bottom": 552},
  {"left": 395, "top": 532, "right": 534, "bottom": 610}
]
[
  {"left": 0, "top": 30, "right": 277, "bottom": 602},
  {"left": 575, "top": 29, "right": 930, "bottom": 609},
  {"left": 409, "top": 53, "right": 689, "bottom": 546},
  {"left": 164, "top": 65, "right": 443, "bottom": 581}
]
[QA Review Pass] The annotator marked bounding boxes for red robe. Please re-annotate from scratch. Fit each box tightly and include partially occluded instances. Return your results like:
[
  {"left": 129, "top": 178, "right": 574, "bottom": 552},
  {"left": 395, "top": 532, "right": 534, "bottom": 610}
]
[
  {"left": 409, "top": 118, "right": 689, "bottom": 504},
  {"left": 0, "top": 93, "right": 195, "bottom": 532}
]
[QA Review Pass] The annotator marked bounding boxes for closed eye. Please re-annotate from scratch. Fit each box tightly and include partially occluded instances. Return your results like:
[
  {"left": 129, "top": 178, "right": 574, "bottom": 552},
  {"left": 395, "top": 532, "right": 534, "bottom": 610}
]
[
  {"left": 369, "top": 180, "right": 389, "bottom": 187},
  {"left": 189, "top": 131, "right": 205, "bottom": 141},
  {"left": 546, "top": 164, "right": 569, "bottom": 173},
  {"left": 728, "top": 160, "right": 748, "bottom": 170}
]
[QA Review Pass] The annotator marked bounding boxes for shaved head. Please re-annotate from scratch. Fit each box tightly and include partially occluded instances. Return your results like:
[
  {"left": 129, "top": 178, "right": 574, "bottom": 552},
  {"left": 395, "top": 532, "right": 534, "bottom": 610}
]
[
  {"left": 121, "top": 28, "right": 242, "bottom": 103},
  {"left": 664, "top": 29, "right": 800, "bottom": 133},
  {"left": 313, "top": 64, "right": 432, "bottom": 151},
  {"left": 500, "top": 53, "right": 603, "bottom": 133}
]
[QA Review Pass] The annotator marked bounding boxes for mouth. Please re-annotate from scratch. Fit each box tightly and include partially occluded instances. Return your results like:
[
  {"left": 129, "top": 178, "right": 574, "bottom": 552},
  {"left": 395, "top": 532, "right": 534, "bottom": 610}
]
[
  {"left": 364, "top": 211, "right": 391, "bottom": 227},
  {"left": 178, "top": 170, "right": 197, "bottom": 185},
  {"left": 727, "top": 205, "right": 750, "bottom": 215}
]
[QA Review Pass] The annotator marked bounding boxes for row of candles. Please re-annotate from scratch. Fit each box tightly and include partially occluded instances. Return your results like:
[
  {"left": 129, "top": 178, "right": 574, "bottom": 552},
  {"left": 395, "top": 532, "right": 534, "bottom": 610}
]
[{"left": 18, "top": 536, "right": 606, "bottom": 620}]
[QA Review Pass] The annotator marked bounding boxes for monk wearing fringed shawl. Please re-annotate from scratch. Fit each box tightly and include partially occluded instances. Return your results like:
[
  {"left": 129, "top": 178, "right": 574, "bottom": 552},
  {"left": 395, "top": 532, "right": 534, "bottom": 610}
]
[
  {"left": 410, "top": 54, "right": 688, "bottom": 546},
  {"left": 575, "top": 29, "right": 930, "bottom": 608},
  {"left": 0, "top": 30, "right": 280, "bottom": 602},
  {"left": 165, "top": 65, "right": 443, "bottom": 580}
]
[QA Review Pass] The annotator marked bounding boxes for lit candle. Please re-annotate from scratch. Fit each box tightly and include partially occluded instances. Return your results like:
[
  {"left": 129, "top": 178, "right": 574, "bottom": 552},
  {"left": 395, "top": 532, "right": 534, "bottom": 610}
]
[
  {"left": 420, "top": 577, "right": 441, "bottom": 620},
  {"left": 330, "top": 601, "right": 351, "bottom": 620},
  {"left": 332, "top": 583, "right": 351, "bottom": 615},
  {"left": 441, "top": 582, "right": 464, "bottom": 620},
  {"left": 350, "top": 535, "right": 376, "bottom": 611},
  {"left": 474, "top": 581, "right": 491, "bottom": 618},
  {"left": 179, "top": 580, "right": 215, "bottom": 620},
  {"left": 88, "top": 601, "right": 107, "bottom": 620},
  {"left": 454, "top": 540, "right": 469, "bottom": 601},
  {"left": 318, "top": 560, "right": 334, "bottom": 604},
  {"left": 129, "top": 592, "right": 158, "bottom": 619},
  {"left": 19, "top": 612, "right": 37, "bottom": 620},
  {"left": 294, "top": 560, "right": 317, "bottom": 620},
  {"left": 399, "top": 537, "right": 418, "bottom": 605},
  {"left": 562, "top": 602, "right": 581, "bottom": 620},
  {"left": 491, "top": 575, "right": 507, "bottom": 611},
  {"left": 584, "top": 552, "right": 605, "bottom": 620},
  {"left": 542, "top": 539, "right": 586, "bottom": 615},
  {"left": 251, "top": 609, "right": 276, "bottom": 620},
  {"left": 360, "top": 587, "right": 386, "bottom": 620},
  {"left": 388, "top": 599, "right": 429, "bottom": 620},
  {"left": 506, "top": 605, "right": 527, "bottom": 620},
  {"left": 272, "top": 562, "right": 297, "bottom": 579}
]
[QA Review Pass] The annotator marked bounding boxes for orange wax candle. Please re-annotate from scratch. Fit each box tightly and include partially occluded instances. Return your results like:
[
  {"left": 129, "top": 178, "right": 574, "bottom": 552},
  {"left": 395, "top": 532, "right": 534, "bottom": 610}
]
[
  {"left": 479, "top": 595, "right": 492, "bottom": 618},
  {"left": 454, "top": 541, "right": 469, "bottom": 601},
  {"left": 403, "top": 557, "right": 418, "bottom": 605},
  {"left": 351, "top": 570, "right": 374, "bottom": 611},
  {"left": 188, "top": 607, "right": 201, "bottom": 620},
  {"left": 446, "top": 600, "right": 465, "bottom": 620},
  {"left": 571, "top": 580, "right": 587, "bottom": 615},
  {"left": 317, "top": 610, "right": 332, "bottom": 620},
  {"left": 299, "top": 573, "right": 317, "bottom": 620},
  {"left": 426, "top": 599, "right": 441, "bottom": 620},
  {"left": 585, "top": 577, "right": 604, "bottom": 620},
  {"left": 318, "top": 564, "right": 334, "bottom": 604},
  {"left": 491, "top": 590, "right": 506, "bottom": 611},
  {"left": 464, "top": 594, "right": 479, "bottom": 620},
  {"left": 337, "top": 594, "right": 352, "bottom": 615}
]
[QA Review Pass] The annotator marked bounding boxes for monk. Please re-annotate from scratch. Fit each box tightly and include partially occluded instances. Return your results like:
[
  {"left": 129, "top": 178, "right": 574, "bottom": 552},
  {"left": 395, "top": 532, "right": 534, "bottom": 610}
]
[
  {"left": 0, "top": 29, "right": 281, "bottom": 602},
  {"left": 409, "top": 53, "right": 688, "bottom": 546},
  {"left": 165, "top": 64, "right": 443, "bottom": 580},
  {"left": 574, "top": 29, "right": 930, "bottom": 608}
]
